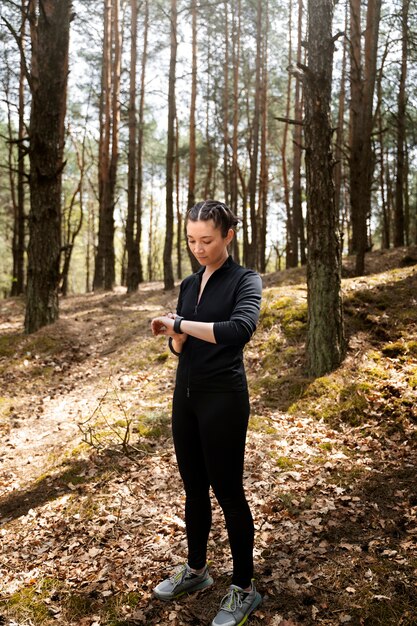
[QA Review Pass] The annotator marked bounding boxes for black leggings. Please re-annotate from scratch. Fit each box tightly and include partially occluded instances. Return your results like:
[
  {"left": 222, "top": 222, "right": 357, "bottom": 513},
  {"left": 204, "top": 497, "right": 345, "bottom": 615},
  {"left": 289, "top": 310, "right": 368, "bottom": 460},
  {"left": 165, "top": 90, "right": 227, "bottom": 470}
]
[{"left": 172, "top": 387, "right": 254, "bottom": 589}]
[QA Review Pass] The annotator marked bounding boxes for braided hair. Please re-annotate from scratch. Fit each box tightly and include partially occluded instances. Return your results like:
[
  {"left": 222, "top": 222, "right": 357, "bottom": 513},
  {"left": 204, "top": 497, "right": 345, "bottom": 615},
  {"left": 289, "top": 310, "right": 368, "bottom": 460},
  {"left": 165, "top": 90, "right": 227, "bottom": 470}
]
[{"left": 186, "top": 200, "right": 239, "bottom": 238}]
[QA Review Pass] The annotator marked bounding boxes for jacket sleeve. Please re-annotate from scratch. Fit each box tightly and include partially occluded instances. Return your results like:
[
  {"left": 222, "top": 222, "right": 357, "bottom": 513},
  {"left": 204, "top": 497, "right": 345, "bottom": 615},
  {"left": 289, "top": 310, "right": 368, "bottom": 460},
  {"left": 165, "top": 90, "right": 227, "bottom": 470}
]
[
  {"left": 167, "top": 283, "right": 184, "bottom": 357},
  {"left": 213, "top": 271, "right": 262, "bottom": 345}
]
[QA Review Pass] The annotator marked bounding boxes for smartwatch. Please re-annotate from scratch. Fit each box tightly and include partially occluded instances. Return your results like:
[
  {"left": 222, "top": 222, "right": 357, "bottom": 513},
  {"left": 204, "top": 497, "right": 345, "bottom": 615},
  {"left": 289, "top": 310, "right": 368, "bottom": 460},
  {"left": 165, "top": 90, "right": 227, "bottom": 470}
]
[{"left": 173, "top": 316, "right": 184, "bottom": 334}]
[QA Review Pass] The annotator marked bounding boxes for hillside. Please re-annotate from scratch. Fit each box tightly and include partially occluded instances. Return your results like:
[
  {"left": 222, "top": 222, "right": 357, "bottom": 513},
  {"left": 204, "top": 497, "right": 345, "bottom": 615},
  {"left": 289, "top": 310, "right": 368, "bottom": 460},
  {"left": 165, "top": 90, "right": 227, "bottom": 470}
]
[{"left": 1, "top": 247, "right": 417, "bottom": 626}]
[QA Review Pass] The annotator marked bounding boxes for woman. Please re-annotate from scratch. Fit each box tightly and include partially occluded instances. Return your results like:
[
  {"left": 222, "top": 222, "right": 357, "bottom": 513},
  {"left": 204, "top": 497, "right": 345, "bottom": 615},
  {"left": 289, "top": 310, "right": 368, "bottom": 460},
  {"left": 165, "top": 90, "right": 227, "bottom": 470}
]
[{"left": 151, "top": 200, "right": 262, "bottom": 626}]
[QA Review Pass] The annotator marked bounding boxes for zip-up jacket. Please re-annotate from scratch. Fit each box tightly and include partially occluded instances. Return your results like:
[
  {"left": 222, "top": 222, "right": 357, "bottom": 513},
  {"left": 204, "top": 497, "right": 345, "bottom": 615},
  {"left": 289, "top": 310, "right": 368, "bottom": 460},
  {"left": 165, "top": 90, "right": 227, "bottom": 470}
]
[{"left": 170, "top": 255, "right": 262, "bottom": 393}]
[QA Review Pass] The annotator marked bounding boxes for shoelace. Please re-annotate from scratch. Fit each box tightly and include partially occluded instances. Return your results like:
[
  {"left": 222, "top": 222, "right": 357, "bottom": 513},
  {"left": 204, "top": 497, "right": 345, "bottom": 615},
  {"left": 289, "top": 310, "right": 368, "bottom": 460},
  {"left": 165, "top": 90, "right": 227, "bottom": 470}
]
[
  {"left": 220, "top": 587, "right": 244, "bottom": 613},
  {"left": 170, "top": 565, "right": 190, "bottom": 590}
]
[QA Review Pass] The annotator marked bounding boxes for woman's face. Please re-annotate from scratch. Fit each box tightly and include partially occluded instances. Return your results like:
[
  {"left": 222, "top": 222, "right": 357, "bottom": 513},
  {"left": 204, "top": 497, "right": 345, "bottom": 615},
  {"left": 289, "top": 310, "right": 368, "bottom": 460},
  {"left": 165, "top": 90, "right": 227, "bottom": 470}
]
[{"left": 186, "top": 219, "right": 234, "bottom": 267}]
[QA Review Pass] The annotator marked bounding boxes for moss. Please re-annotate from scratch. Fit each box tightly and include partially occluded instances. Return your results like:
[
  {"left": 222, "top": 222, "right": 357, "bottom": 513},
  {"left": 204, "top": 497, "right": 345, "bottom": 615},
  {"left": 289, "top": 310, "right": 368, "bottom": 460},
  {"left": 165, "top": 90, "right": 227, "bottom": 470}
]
[
  {"left": 249, "top": 414, "right": 276, "bottom": 435},
  {"left": 4, "top": 581, "right": 58, "bottom": 624},
  {"left": 0, "top": 333, "right": 23, "bottom": 357},
  {"left": 290, "top": 378, "right": 371, "bottom": 426},
  {"left": 273, "top": 455, "right": 296, "bottom": 469},
  {"left": 135, "top": 411, "right": 171, "bottom": 439},
  {"left": 253, "top": 373, "right": 308, "bottom": 409},
  {"left": 382, "top": 341, "right": 408, "bottom": 358},
  {"left": 259, "top": 295, "right": 294, "bottom": 329},
  {"left": 154, "top": 351, "right": 169, "bottom": 362},
  {"left": 319, "top": 441, "right": 332, "bottom": 452}
]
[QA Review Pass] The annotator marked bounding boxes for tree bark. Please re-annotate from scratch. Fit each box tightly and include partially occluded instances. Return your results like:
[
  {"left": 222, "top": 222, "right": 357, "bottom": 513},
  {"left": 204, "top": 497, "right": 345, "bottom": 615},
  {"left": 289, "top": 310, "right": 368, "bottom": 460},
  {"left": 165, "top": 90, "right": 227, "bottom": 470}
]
[
  {"left": 163, "top": 0, "right": 176, "bottom": 290},
  {"left": 258, "top": 0, "right": 269, "bottom": 273},
  {"left": 186, "top": 0, "right": 200, "bottom": 273},
  {"left": 94, "top": 0, "right": 121, "bottom": 291},
  {"left": 10, "top": 0, "right": 27, "bottom": 296},
  {"left": 291, "top": 0, "right": 306, "bottom": 267},
  {"left": 230, "top": 0, "right": 241, "bottom": 263},
  {"left": 25, "top": 0, "right": 71, "bottom": 333},
  {"left": 126, "top": 0, "right": 138, "bottom": 292},
  {"left": 304, "top": 0, "right": 346, "bottom": 376},
  {"left": 349, "top": 0, "right": 381, "bottom": 275},
  {"left": 246, "top": 0, "right": 262, "bottom": 269},
  {"left": 394, "top": 0, "right": 409, "bottom": 247},
  {"left": 283, "top": 0, "right": 295, "bottom": 269}
]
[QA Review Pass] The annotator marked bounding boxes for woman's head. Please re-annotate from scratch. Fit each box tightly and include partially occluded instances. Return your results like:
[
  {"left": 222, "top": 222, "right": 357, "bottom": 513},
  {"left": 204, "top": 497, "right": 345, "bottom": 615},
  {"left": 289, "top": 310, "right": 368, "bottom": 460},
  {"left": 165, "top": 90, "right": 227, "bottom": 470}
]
[
  {"left": 186, "top": 200, "right": 239, "bottom": 238},
  {"left": 186, "top": 200, "right": 239, "bottom": 267}
]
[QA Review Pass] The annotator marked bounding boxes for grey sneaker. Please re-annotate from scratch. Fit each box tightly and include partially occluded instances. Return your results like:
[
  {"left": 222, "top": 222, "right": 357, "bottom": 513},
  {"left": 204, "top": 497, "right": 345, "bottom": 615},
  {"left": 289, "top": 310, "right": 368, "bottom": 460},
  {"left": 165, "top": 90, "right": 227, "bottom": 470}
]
[
  {"left": 153, "top": 563, "right": 213, "bottom": 601},
  {"left": 211, "top": 582, "right": 262, "bottom": 626}
]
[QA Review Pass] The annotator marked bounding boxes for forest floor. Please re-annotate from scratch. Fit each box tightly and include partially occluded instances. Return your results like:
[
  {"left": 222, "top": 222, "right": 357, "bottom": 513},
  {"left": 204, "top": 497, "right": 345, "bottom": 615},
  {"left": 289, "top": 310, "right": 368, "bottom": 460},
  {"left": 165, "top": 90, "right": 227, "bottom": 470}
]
[{"left": 1, "top": 246, "right": 417, "bottom": 626}]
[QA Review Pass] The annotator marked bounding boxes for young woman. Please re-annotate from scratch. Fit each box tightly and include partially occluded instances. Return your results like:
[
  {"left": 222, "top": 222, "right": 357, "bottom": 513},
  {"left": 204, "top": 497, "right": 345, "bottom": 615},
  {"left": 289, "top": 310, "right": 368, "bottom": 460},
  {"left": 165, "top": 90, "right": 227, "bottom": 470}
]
[{"left": 151, "top": 200, "right": 262, "bottom": 626}]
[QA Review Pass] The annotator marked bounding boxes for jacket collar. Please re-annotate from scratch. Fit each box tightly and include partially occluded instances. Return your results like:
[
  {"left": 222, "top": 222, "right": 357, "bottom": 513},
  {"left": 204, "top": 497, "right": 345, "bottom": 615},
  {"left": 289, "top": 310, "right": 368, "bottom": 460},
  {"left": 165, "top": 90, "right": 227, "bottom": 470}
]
[{"left": 195, "top": 254, "right": 234, "bottom": 276}]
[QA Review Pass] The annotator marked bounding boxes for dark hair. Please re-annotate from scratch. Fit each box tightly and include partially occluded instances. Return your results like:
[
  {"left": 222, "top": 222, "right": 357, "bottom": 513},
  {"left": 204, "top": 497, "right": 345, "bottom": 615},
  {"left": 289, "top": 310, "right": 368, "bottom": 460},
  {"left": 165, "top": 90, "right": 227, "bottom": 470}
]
[{"left": 186, "top": 200, "right": 239, "bottom": 237}]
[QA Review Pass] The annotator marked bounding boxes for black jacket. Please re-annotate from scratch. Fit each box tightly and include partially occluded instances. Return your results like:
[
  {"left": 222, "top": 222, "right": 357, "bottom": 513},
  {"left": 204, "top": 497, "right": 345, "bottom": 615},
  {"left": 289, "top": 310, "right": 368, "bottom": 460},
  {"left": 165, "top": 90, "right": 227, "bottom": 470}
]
[{"left": 171, "top": 256, "right": 262, "bottom": 393}]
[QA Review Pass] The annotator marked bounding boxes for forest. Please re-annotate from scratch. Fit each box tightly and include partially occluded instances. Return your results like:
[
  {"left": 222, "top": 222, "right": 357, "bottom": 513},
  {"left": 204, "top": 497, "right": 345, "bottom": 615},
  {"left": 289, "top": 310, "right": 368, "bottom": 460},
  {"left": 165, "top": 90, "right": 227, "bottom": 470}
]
[
  {"left": 1, "top": 0, "right": 417, "bottom": 625},
  {"left": 0, "top": 0, "right": 416, "bottom": 301}
]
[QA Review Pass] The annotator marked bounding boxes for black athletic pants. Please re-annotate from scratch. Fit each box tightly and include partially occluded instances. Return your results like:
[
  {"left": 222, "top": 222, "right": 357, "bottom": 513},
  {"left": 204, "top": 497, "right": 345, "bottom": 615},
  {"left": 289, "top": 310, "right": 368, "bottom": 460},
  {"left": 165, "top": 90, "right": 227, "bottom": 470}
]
[{"left": 172, "top": 387, "right": 254, "bottom": 589}]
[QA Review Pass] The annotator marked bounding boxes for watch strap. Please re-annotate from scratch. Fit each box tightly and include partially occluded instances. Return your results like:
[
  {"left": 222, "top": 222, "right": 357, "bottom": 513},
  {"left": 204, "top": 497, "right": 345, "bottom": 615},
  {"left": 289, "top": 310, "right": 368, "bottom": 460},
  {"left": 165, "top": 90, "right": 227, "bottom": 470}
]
[{"left": 173, "top": 316, "right": 184, "bottom": 334}]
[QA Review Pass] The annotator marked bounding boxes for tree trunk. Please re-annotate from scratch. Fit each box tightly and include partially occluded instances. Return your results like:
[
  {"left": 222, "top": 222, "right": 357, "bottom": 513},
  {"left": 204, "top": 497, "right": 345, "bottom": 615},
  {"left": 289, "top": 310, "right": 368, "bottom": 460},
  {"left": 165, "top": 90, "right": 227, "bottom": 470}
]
[
  {"left": 94, "top": 0, "right": 121, "bottom": 291},
  {"left": 11, "top": 1, "right": 27, "bottom": 296},
  {"left": 135, "top": 0, "right": 148, "bottom": 285},
  {"left": 126, "top": 0, "right": 138, "bottom": 292},
  {"left": 25, "top": 0, "right": 71, "bottom": 333},
  {"left": 186, "top": 0, "right": 200, "bottom": 273},
  {"left": 304, "top": 0, "right": 346, "bottom": 376},
  {"left": 292, "top": 0, "right": 306, "bottom": 268},
  {"left": 283, "top": 0, "right": 295, "bottom": 269},
  {"left": 349, "top": 0, "right": 381, "bottom": 275},
  {"left": 258, "top": 0, "right": 269, "bottom": 273},
  {"left": 163, "top": 0, "right": 176, "bottom": 290},
  {"left": 394, "top": 0, "right": 409, "bottom": 247},
  {"left": 334, "top": 3, "right": 347, "bottom": 246},
  {"left": 246, "top": 0, "right": 262, "bottom": 269},
  {"left": 230, "top": 0, "right": 241, "bottom": 263},
  {"left": 223, "top": 0, "right": 230, "bottom": 206}
]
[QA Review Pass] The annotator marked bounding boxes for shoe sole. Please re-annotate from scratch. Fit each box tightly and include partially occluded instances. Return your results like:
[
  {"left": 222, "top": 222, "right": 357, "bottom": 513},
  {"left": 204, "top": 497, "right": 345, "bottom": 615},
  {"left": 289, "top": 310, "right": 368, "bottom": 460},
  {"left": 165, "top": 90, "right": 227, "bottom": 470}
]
[{"left": 153, "top": 575, "right": 214, "bottom": 601}]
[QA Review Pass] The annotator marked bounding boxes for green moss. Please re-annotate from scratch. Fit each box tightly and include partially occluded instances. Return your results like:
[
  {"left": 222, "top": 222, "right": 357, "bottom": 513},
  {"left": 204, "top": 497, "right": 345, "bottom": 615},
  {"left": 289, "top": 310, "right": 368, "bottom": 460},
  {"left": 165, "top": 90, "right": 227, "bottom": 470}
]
[
  {"left": 253, "top": 373, "right": 308, "bottom": 409},
  {"left": 319, "top": 442, "right": 332, "bottom": 452},
  {"left": 249, "top": 414, "right": 276, "bottom": 434},
  {"left": 135, "top": 411, "right": 171, "bottom": 439},
  {"left": 382, "top": 341, "right": 408, "bottom": 358},
  {"left": 4, "top": 581, "right": 58, "bottom": 624},
  {"left": 273, "top": 455, "right": 296, "bottom": 469},
  {"left": 259, "top": 295, "right": 294, "bottom": 329},
  {"left": 290, "top": 378, "right": 371, "bottom": 426},
  {"left": 0, "top": 333, "right": 23, "bottom": 357},
  {"left": 154, "top": 351, "right": 169, "bottom": 362}
]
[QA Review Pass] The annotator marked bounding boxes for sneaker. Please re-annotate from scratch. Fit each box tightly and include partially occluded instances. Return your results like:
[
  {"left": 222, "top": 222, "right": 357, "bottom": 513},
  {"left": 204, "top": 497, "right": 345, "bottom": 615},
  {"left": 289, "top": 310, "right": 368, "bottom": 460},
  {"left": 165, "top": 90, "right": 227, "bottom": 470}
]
[
  {"left": 211, "top": 583, "right": 262, "bottom": 626},
  {"left": 153, "top": 563, "right": 213, "bottom": 601}
]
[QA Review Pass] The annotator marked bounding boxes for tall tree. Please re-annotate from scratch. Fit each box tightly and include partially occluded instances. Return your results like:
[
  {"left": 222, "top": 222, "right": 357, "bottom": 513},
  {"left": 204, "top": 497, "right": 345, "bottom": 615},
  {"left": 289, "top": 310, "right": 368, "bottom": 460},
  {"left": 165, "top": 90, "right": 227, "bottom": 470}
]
[
  {"left": 125, "top": 0, "right": 139, "bottom": 292},
  {"left": 163, "top": 0, "right": 177, "bottom": 290},
  {"left": 349, "top": 0, "right": 382, "bottom": 275},
  {"left": 246, "top": 0, "right": 262, "bottom": 269},
  {"left": 283, "top": 0, "right": 295, "bottom": 268},
  {"left": 24, "top": 0, "right": 71, "bottom": 333},
  {"left": 291, "top": 0, "right": 306, "bottom": 267},
  {"left": 230, "top": 0, "right": 241, "bottom": 263},
  {"left": 9, "top": 0, "right": 27, "bottom": 296},
  {"left": 186, "top": 0, "right": 200, "bottom": 273},
  {"left": 394, "top": 0, "right": 409, "bottom": 247},
  {"left": 304, "top": 0, "right": 346, "bottom": 375},
  {"left": 258, "top": 0, "right": 269, "bottom": 273},
  {"left": 94, "top": 0, "right": 121, "bottom": 291}
]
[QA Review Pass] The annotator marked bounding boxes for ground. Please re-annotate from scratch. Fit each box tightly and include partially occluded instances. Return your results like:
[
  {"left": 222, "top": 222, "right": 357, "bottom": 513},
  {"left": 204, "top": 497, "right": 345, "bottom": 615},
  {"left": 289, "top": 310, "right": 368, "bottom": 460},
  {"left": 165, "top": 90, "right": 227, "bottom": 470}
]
[{"left": 1, "top": 247, "right": 417, "bottom": 626}]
